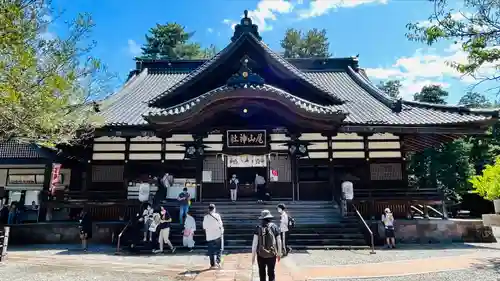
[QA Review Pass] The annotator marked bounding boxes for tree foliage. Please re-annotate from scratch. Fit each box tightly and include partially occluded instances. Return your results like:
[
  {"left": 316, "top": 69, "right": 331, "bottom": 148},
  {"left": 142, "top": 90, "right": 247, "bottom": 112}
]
[
  {"left": 377, "top": 80, "right": 402, "bottom": 98},
  {"left": 140, "top": 23, "right": 216, "bottom": 59},
  {"left": 0, "top": 0, "right": 112, "bottom": 145},
  {"left": 469, "top": 156, "right": 500, "bottom": 200},
  {"left": 408, "top": 85, "right": 475, "bottom": 200},
  {"left": 458, "top": 91, "right": 492, "bottom": 108},
  {"left": 413, "top": 85, "right": 448, "bottom": 104},
  {"left": 281, "top": 28, "right": 330, "bottom": 58},
  {"left": 406, "top": 0, "right": 500, "bottom": 84}
]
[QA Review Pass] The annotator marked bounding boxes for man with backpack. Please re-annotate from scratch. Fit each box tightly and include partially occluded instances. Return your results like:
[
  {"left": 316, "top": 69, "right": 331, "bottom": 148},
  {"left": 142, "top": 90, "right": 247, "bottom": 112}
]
[
  {"left": 252, "top": 210, "right": 282, "bottom": 281},
  {"left": 229, "top": 174, "right": 239, "bottom": 202}
]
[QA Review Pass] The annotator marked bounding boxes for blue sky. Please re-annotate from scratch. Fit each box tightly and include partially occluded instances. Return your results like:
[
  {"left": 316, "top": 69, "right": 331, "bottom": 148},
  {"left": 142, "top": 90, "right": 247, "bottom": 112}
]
[{"left": 50, "top": 0, "right": 498, "bottom": 104}]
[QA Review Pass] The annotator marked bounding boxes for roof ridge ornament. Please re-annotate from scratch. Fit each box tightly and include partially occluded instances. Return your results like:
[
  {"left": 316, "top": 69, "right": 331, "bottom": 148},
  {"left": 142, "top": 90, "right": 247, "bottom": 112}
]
[
  {"left": 231, "top": 10, "right": 262, "bottom": 42},
  {"left": 227, "top": 55, "right": 265, "bottom": 86}
]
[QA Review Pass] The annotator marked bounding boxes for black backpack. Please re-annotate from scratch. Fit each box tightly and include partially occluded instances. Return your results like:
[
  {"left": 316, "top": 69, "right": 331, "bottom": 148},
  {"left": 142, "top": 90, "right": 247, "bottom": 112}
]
[
  {"left": 257, "top": 224, "right": 278, "bottom": 258},
  {"left": 288, "top": 215, "right": 296, "bottom": 228}
]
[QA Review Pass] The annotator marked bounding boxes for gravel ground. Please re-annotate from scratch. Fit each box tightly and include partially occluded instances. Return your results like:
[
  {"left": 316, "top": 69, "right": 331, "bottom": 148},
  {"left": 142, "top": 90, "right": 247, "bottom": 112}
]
[
  {"left": 0, "top": 263, "right": 173, "bottom": 281},
  {"left": 290, "top": 244, "right": 500, "bottom": 266},
  {"left": 315, "top": 268, "right": 500, "bottom": 281}
]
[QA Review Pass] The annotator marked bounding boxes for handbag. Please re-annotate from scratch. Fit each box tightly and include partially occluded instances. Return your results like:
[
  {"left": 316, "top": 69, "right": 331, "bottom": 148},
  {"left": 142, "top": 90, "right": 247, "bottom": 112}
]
[{"left": 149, "top": 220, "right": 158, "bottom": 232}]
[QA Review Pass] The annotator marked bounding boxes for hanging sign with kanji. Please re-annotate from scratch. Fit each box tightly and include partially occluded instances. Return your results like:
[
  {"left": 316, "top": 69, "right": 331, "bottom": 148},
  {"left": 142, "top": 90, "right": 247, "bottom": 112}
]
[{"left": 227, "top": 130, "right": 266, "bottom": 148}]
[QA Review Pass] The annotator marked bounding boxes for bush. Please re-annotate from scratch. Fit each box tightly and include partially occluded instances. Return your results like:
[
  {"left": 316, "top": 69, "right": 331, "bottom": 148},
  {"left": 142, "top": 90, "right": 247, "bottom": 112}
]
[{"left": 469, "top": 156, "right": 500, "bottom": 201}]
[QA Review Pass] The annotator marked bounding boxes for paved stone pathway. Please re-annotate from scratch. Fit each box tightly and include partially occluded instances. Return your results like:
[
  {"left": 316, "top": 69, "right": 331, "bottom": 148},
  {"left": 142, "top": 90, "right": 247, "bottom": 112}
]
[{"left": 2, "top": 244, "right": 500, "bottom": 280}]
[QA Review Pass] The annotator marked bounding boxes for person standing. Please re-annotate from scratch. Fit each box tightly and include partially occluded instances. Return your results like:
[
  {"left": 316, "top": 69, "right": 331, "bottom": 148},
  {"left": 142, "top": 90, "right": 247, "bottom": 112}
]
[
  {"left": 382, "top": 208, "right": 396, "bottom": 249},
  {"left": 252, "top": 210, "right": 282, "bottom": 281},
  {"left": 142, "top": 203, "right": 154, "bottom": 242},
  {"left": 254, "top": 174, "right": 266, "bottom": 203},
  {"left": 7, "top": 203, "right": 17, "bottom": 224},
  {"left": 183, "top": 211, "right": 196, "bottom": 252},
  {"left": 341, "top": 178, "right": 354, "bottom": 217},
  {"left": 177, "top": 187, "right": 191, "bottom": 225},
  {"left": 154, "top": 206, "right": 176, "bottom": 254},
  {"left": 229, "top": 174, "right": 239, "bottom": 202},
  {"left": 202, "top": 204, "right": 224, "bottom": 269},
  {"left": 79, "top": 208, "right": 92, "bottom": 252},
  {"left": 277, "top": 204, "right": 291, "bottom": 256}
]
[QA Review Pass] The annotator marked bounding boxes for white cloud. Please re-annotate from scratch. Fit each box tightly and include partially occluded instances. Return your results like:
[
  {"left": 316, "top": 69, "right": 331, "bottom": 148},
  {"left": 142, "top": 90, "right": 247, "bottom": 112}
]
[
  {"left": 364, "top": 43, "right": 497, "bottom": 98},
  {"left": 223, "top": 0, "right": 294, "bottom": 32},
  {"left": 127, "top": 39, "right": 142, "bottom": 56},
  {"left": 298, "top": 0, "right": 388, "bottom": 19},
  {"left": 222, "top": 19, "right": 237, "bottom": 31},
  {"left": 416, "top": 12, "right": 468, "bottom": 28},
  {"left": 207, "top": 28, "right": 214, "bottom": 33}
]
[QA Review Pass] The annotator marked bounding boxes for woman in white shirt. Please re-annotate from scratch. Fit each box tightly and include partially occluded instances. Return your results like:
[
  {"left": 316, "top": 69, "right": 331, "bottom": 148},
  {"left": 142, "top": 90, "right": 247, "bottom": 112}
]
[
  {"left": 277, "top": 203, "right": 291, "bottom": 256},
  {"left": 183, "top": 211, "right": 196, "bottom": 252},
  {"left": 381, "top": 208, "right": 396, "bottom": 249}
]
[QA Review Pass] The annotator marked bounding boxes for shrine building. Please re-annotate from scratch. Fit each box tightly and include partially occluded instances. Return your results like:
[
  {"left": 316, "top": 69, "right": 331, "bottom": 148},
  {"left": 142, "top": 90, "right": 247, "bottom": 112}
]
[{"left": 2, "top": 11, "right": 498, "bottom": 222}]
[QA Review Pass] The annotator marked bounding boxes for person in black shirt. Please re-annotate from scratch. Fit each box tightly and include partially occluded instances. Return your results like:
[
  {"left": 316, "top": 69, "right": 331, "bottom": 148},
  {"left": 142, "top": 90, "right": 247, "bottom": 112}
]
[
  {"left": 79, "top": 209, "right": 92, "bottom": 252},
  {"left": 252, "top": 210, "right": 282, "bottom": 281}
]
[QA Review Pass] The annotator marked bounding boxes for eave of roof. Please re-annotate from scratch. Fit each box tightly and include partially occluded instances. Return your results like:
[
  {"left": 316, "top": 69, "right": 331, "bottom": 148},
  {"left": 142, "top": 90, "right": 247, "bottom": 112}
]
[{"left": 145, "top": 83, "right": 346, "bottom": 119}]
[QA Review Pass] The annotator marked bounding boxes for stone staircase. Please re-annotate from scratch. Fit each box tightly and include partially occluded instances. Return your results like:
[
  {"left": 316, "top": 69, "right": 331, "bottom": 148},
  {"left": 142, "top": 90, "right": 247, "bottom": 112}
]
[{"left": 161, "top": 200, "right": 368, "bottom": 250}]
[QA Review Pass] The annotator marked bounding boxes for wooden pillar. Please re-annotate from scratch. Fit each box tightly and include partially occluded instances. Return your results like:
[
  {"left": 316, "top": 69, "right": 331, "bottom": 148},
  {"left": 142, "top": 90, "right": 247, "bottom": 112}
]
[
  {"left": 291, "top": 156, "right": 298, "bottom": 201},
  {"left": 193, "top": 133, "right": 206, "bottom": 203},
  {"left": 37, "top": 163, "right": 53, "bottom": 222},
  {"left": 362, "top": 133, "right": 375, "bottom": 219},
  {"left": 327, "top": 134, "right": 336, "bottom": 202}
]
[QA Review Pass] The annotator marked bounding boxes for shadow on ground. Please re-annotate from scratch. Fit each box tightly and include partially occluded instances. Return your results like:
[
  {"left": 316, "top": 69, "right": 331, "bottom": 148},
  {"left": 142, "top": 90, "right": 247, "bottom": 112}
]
[{"left": 472, "top": 257, "right": 500, "bottom": 274}]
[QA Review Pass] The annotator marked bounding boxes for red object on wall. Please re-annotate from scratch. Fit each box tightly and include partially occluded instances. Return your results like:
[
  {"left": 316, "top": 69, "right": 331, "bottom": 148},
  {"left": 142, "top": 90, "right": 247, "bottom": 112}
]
[{"left": 50, "top": 163, "right": 62, "bottom": 195}]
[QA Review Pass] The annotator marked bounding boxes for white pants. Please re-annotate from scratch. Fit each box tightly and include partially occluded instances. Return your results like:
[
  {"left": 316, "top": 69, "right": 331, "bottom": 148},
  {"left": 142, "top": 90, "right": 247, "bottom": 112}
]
[
  {"left": 158, "top": 228, "right": 173, "bottom": 251},
  {"left": 183, "top": 233, "right": 195, "bottom": 248},
  {"left": 230, "top": 189, "right": 237, "bottom": 201}
]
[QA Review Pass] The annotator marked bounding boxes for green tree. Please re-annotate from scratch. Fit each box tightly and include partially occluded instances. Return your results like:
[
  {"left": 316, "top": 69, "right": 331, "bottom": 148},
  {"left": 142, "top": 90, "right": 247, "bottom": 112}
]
[
  {"left": 469, "top": 156, "right": 500, "bottom": 201},
  {"left": 377, "top": 80, "right": 402, "bottom": 99},
  {"left": 0, "top": 0, "right": 111, "bottom": 145},
  {"left": 281, "top": 28, "right": 330, "bottom": 58},
  {"left": 406, "top": 0, "right": 500, "bottom": 83},
  {"left": 458, "top": 91, "right": 491, "bottom": 108},
  {"left": 141, "top": 23, "right": 203, "bottom": 59},
  {"left": 413, "top": 85, "right": 448, "bottom": 104}
]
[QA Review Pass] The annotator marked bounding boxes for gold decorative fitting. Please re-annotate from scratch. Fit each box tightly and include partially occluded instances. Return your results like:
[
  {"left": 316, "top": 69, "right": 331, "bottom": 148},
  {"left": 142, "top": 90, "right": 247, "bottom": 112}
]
[{"left": 242, "top": 72, "right": 249, "bottom": 78}]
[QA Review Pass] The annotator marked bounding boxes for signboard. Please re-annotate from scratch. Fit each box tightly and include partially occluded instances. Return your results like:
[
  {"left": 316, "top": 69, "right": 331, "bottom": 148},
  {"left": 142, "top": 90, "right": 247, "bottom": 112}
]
[
  {"left": 227, "top": 130, "right": 266, "bottom": 148},
  {"left": 50, "top": 163, "right": 62, "bottom": 195},
  {"left": 227, "top": 155, "right": 267, "bottom": 168}
]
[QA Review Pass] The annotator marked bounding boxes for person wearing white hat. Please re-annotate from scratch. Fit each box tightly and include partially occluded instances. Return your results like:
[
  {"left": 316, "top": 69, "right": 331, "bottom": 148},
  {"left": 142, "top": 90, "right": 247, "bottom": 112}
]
[
  {"left": 252, "top": 210, "right": 282, "bottom": 281},
  {"left": 229, "top": 174, "right": 239, "bottom": 202},
  {"left": 381, "top": 207, "right": 396, "bottom": 248}
]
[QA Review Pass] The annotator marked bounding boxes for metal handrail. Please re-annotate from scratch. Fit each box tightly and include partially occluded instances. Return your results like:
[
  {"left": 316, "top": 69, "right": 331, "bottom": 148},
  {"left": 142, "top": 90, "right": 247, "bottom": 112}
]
[
  {"left": 351, "top": 203, "right": 376, "bottom": 254},
  {"left": 116, "top": 221, "right": 131, "bottom": 254}
]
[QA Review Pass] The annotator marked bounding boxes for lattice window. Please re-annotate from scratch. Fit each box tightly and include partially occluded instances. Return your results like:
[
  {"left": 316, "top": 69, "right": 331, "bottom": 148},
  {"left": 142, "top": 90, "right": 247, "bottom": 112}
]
[
  {"left": 370, "top": 163, "right": 402, "bottom": 181},
  {"left": 203, "top": 156, "right": 225, "bottom": 183},
  {"left": 92, "top": 165, "right": 124, "bottom": 182}
]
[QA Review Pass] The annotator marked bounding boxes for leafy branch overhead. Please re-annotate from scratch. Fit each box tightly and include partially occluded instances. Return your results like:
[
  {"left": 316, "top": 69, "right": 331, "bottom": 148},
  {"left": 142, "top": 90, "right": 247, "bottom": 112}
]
[
  {"left": 0, "top": 0, "right": 114, "bottom": 145},
  {"left": 406, "top": 0, "right": 500, "bottom": 85}
]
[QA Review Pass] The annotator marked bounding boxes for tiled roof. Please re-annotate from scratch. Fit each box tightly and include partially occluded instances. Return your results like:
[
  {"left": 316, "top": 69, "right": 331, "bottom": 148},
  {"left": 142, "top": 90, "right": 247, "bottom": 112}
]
[
  {"left": 0, "top": 140, "right": 46, "bottom": 159},
  {"left": 146, "top": 84, "right": 344, "bottom": 118},
  {"left": 100, "top": 66, "right": 497, "bottom": 127},
  {"left": 147, "top": 33, "right": 343, "bottom": 107}
]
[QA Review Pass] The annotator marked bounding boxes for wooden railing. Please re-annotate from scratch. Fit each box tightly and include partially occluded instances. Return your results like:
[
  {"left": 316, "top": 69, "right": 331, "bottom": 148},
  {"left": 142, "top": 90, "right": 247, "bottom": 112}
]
[
  {"left": 50, "top": 190, "right": 126, "bottom": 202},
  {"left": 354, "top": 188, "right": 442, "bottom": 201}
]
